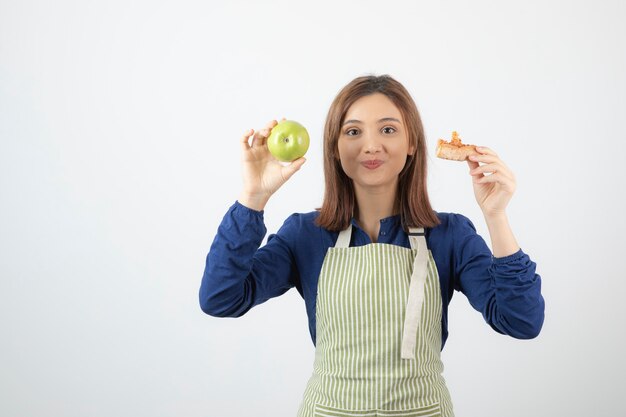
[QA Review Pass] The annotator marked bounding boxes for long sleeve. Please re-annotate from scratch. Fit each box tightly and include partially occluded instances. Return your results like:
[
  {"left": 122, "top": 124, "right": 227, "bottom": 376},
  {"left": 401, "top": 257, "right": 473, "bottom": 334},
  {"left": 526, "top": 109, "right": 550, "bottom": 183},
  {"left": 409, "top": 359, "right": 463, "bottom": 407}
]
[
  {"left": 451, "top": 214, "right": 545, "bottom": 339},
  {"left": 199, "top": 201, "right": 299, "bottom": 317}
]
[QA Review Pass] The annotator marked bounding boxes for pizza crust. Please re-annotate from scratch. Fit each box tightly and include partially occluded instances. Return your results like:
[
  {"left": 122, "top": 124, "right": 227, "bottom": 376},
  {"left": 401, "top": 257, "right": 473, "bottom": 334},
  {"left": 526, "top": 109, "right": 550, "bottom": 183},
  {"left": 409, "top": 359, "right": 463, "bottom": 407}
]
[{"left": 436, "top": 131, "right": 478, "bottom": 161}]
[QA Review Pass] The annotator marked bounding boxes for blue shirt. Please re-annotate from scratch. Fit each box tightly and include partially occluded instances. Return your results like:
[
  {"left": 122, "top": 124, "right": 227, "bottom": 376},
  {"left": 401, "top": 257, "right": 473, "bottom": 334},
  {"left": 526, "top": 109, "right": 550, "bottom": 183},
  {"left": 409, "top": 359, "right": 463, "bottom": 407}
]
[{"left": 199, "top": 201, "right": 544, "bottom": 349}]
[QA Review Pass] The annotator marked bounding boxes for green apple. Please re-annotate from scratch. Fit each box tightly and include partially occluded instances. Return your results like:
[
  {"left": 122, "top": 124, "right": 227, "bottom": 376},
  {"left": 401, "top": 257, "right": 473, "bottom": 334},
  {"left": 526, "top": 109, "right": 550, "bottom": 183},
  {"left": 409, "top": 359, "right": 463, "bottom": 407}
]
[{"left": 267, "top": 120, "right": 310, "bottom": 162}]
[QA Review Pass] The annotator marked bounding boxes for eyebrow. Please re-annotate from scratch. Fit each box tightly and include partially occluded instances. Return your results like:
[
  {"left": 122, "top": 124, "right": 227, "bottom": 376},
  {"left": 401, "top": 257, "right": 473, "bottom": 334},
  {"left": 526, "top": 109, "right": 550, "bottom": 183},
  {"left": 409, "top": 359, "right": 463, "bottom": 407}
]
[{"left": 342, "top": 117, "right": 401, "bottom": 126}]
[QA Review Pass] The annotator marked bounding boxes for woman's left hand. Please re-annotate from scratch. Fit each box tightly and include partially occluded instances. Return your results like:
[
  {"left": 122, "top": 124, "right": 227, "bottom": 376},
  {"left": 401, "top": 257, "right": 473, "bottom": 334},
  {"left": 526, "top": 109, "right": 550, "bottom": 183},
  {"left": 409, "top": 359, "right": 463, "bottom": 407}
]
[{"left": 467, "top": 146, "right": 516, "bottom": 217}]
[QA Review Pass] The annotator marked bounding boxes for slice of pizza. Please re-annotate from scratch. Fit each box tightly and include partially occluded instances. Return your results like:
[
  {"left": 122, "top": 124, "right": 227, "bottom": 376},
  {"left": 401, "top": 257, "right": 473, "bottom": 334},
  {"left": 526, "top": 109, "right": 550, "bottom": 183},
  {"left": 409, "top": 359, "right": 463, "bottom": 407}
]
[{"left": 436, "top": 131, "right": 478, "bottom": 161}]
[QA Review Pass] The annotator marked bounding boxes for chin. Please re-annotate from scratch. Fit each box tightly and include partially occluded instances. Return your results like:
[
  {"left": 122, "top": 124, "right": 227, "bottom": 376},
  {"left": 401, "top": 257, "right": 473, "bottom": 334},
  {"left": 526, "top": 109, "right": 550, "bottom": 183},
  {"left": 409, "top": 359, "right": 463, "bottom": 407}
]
[{"left": 354, "top": 178, "right": 398, "bottom": 190}]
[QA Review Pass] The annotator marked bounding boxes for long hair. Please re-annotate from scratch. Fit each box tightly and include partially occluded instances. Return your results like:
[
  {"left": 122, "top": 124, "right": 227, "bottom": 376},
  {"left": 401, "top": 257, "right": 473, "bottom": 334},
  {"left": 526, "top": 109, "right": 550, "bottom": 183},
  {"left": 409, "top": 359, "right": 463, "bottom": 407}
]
[{"left": 315, "top": 74, "right": 440, "bottom": 231}]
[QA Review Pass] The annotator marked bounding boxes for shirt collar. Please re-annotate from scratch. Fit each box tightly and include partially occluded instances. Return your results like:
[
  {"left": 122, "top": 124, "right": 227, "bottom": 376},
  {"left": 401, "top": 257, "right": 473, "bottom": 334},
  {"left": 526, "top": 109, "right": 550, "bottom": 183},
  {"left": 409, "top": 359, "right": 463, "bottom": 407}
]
[{"left": 350, "top": 214, "right": 402, "bottom": 228}]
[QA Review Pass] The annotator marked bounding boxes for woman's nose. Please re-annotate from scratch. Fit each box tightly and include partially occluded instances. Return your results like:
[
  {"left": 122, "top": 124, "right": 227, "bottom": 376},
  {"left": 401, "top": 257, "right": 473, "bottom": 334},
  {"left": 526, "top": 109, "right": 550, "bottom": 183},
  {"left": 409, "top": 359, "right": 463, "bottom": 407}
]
[{"left": 364, "top": 133, "right": 383, "bottom": 154}]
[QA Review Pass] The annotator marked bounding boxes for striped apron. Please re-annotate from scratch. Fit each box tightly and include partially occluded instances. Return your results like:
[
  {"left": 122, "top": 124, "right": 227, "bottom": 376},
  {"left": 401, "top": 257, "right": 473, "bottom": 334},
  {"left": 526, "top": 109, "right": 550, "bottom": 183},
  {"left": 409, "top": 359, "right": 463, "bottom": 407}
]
[{"left": 297, "top": 224, "right": 454, "bottom": 417}]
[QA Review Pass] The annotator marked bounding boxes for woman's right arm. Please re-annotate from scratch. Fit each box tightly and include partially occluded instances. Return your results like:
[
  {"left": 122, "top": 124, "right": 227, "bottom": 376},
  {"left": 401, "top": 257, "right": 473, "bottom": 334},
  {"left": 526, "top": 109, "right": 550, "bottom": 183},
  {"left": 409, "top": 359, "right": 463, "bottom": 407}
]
[
  {"left": 199, "top": 201, "right": 300, "bottom": 317},
  {"left": 199, "top": 120, "right": 307, "bottom": 316}
]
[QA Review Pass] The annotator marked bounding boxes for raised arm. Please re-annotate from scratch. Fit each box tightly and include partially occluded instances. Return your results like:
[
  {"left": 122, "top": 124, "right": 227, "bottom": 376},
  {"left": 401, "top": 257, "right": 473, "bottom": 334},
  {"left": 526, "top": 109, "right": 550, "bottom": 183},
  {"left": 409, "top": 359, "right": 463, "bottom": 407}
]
[
  {"left": 199, "top": 119, "right": 307, "bottom": 316},
  {"left": 459, "top": 146, "right": 544, "bottom": 337}
]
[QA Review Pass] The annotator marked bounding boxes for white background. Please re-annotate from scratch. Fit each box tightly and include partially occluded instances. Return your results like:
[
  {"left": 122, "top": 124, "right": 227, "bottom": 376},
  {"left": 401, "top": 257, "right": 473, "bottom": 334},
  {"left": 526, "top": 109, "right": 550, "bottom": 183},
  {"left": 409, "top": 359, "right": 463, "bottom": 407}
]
[{"left": 1, "top": 0, "right": 625, "bottom": 416}]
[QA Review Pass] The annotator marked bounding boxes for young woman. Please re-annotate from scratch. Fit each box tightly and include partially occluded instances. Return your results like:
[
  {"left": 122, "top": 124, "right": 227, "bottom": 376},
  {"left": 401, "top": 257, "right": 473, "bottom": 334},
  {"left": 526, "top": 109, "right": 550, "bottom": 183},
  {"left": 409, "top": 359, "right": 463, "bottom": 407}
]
[{"left": 199, "top": 75, "right": 544, "bottom": 417}]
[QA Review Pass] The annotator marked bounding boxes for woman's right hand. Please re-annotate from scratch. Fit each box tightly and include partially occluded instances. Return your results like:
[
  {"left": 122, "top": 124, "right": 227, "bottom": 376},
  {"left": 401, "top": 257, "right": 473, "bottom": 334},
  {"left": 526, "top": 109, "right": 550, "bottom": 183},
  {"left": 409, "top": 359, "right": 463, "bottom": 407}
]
[{"left": 238, "top": 118, "right": 307, "bottom": 211}]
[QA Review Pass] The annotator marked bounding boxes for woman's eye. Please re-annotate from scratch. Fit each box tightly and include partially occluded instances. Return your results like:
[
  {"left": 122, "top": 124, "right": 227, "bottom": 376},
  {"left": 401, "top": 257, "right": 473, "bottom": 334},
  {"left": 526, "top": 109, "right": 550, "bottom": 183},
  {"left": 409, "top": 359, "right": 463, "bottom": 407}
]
[{"left": 345, "top": 127, "right": 395, "bottom": 136}]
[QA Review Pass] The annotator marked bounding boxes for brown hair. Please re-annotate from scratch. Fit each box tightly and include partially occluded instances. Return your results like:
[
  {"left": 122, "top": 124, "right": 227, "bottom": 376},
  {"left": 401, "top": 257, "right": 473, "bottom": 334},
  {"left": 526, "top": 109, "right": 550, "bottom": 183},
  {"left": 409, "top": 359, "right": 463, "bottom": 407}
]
[{"left": 315, "top": 74, "right": 440, "bottom": 231}]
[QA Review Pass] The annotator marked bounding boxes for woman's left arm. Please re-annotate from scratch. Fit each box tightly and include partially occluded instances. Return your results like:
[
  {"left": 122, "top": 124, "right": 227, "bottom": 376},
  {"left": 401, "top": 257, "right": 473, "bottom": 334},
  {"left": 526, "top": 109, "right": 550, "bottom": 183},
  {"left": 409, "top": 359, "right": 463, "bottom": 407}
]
[
  {"left": 457, "top": 146, "right": 544, "bottom": 339},
  {"left": 468, "top": 146, "right": 520, "bottom": 258}
]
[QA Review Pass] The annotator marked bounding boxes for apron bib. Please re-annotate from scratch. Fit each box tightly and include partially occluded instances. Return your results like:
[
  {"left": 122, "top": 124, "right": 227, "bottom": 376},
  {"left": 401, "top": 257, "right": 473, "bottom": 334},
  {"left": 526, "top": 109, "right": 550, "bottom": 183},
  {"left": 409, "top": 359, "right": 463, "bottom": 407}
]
[{"left": 297, "top": 225, "right": 454, "bottom": 417}]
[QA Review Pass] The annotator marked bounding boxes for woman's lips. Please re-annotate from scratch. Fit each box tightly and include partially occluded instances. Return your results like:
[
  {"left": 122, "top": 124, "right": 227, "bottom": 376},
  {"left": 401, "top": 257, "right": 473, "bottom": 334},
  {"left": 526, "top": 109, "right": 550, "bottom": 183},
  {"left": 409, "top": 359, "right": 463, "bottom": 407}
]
[{"left": 361, "top": 160, "right": 383, "bottom": 169}]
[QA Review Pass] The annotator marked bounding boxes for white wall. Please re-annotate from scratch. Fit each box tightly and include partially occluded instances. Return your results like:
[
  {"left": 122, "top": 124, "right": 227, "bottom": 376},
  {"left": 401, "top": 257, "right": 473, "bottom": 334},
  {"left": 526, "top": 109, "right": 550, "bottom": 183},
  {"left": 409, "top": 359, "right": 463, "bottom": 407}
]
[{"left": 1, "top": 0, "right": 625, "bottom": 416}]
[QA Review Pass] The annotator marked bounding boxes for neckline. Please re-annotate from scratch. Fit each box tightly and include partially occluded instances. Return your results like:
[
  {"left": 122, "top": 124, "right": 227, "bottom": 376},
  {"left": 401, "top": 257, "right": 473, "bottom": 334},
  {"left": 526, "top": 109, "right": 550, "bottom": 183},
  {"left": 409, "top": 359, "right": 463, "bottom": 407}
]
[{"left": 350, "top": 213, "right": 401, "bottom": 228}]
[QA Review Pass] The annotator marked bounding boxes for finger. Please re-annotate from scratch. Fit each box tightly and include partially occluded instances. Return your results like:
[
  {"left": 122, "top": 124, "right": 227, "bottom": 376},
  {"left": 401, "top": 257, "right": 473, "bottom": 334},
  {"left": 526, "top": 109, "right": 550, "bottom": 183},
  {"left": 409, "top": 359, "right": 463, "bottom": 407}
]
[
  {"left": 473, "top": 172, "right": 515, "bottom": 190},
  {"left": 265, "top": 119, "right": 279, "bottom": 129},
  {"left": 469, "top": 154, "right": 513, "bottom": 177},
  {"left": 251, "top": 127, "right": 271, "bottom": 148},
  {"left": 259, "top": 119, "right": 281, "bottom": 144},
  {"left": 480, "top": 161, "right": 514, "bottom": 178},
  {"left": 470, "top": 163, "right": 514, "bottom": 181},
  {"left": 470, "top": 162, "right": 501, "bottom": 176},
  {"left": 240, "top": 129, "right": 254, "bottom": 150},
  {"left": 468, "top": 153, "right": 499, "bottom": 164},
  {"left": 466, "top": 160, "right": 480, "bottom": 180},
  {"left": 469, "top": 154, "right": 513, "bottom": 179},
  {"left": 475, "top": 146, "right": 498, "bottom": 157},
  {"left": 466, "top": 160, "right": 479, "bottom": 170},
  {"left": 281, "top": 157, "right": 306, "bottom": 180}
]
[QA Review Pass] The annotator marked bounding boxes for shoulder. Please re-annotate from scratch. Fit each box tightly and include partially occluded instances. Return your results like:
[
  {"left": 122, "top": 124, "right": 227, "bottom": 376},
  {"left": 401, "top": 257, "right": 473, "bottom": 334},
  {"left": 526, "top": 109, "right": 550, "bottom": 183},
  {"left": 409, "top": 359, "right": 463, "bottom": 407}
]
[
  {"left": 274, "top": 209, "right": 334, "bottom": 241},
  {"left": 429, "top": 211, "right": 491, "bottom": 266},
  {"left": 278, "top": 209, "right": 321, "bottom": 232},
  {"left": 427, "top": 211, "right": 484, "bottom": 257},
  {"left": 430, "top": 211, "right": 478, "bottom": 237},
  {"left": 271, "top": 209, "right": 337, "bottom": 255}
]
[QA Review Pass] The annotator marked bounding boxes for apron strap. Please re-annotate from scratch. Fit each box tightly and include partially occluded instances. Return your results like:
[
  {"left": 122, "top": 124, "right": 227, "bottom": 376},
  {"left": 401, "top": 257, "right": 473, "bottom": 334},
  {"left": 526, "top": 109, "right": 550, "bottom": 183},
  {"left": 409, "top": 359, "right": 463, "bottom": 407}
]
[
  {"left": 334, "top": 224, "right": 352, "bottom": 248},
  {"left": 401, "top": 227, "right": 428, "bottom": 360}
]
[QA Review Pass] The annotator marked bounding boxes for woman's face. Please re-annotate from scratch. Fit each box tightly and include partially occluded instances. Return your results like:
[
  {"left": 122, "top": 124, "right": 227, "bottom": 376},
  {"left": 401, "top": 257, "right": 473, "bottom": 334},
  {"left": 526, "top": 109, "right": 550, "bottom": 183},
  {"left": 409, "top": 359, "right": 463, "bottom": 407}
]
[{"left": 337, "top": 93, "right": 414, "bottom": 192}]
